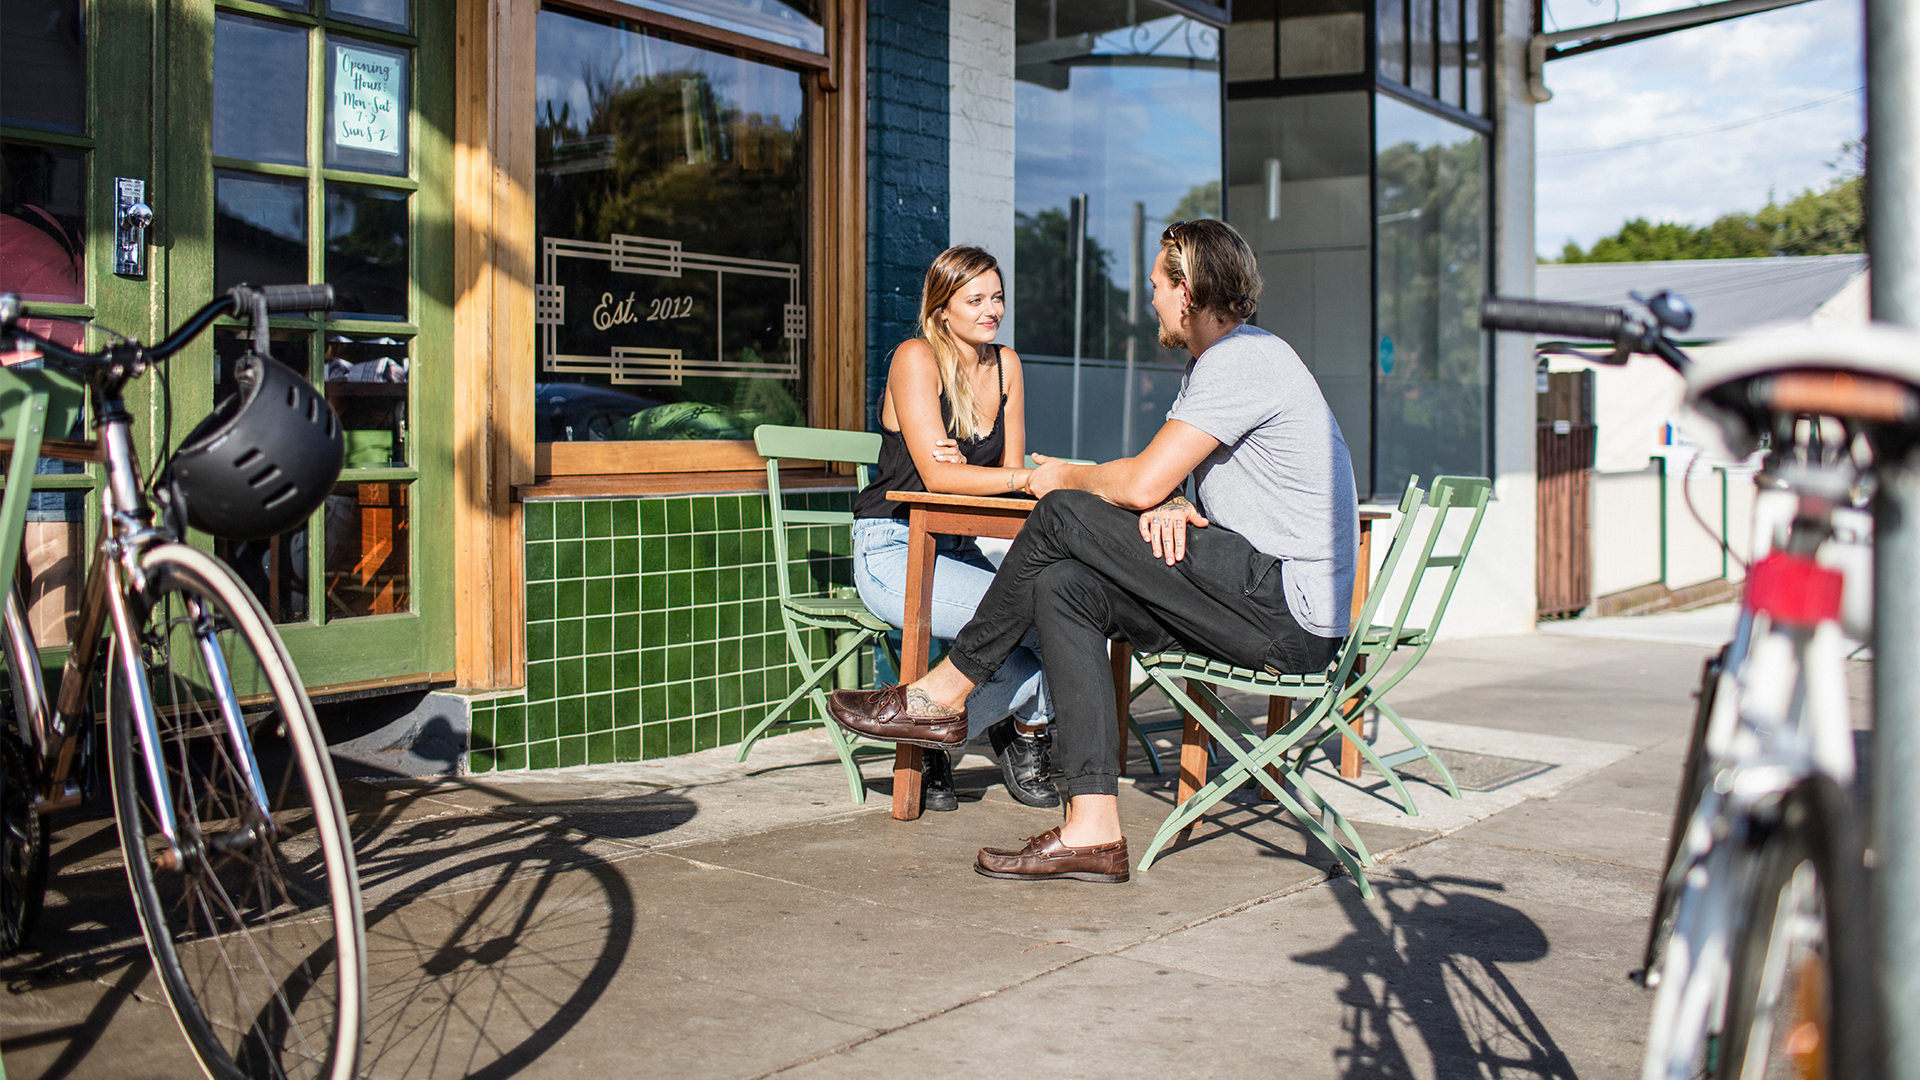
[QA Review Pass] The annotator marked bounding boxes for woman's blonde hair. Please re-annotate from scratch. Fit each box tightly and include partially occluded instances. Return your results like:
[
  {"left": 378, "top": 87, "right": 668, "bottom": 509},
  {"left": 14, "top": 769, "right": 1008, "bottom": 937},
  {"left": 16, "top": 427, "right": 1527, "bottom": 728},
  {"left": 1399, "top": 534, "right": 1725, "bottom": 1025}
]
[{"left": 916, "top": 245, "right": 1001, "bottom": 441}]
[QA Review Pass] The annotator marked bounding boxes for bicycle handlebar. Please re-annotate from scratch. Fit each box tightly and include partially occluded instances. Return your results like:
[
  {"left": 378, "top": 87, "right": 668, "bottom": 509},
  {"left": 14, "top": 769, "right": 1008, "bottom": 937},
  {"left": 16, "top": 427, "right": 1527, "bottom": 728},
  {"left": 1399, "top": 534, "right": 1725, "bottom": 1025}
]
[
  {"left": 253, "top": 284, "right": 335, "bottom": 314},
  {"left": 1, "top": 283, "right": 335, "bottom": 371},
  {"left": 1480, "top": 297, "right": 1633, "bottom": 347}
]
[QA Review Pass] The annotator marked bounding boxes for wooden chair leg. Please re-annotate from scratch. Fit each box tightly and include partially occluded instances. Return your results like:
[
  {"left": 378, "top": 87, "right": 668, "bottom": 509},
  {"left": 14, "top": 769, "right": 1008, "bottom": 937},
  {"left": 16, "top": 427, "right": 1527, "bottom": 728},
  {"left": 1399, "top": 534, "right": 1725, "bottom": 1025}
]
[
  {"left": 1260, "top": 698, "right": 1291, "bottom": 799},
  {"left": 1175, "top": 678, "right": 1215, "bottom": 844}
]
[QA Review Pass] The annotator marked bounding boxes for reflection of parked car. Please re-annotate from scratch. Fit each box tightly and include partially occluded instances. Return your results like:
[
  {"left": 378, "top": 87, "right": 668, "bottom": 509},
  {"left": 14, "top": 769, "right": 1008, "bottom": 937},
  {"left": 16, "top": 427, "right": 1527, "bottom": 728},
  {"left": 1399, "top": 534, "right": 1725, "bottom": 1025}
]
[{"left": 535, "top": 382, "right": 662, "bottom": 441}]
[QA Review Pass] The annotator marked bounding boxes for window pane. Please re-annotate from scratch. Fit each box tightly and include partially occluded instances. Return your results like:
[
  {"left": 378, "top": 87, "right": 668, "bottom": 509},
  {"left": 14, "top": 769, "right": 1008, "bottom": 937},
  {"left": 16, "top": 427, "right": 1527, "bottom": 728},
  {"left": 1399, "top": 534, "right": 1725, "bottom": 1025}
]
[
  {"left": 1437, "top": 0, "right": 1462, "bottom": 108},
  {"left": 1377, "top": 0, "right": 1405, "bottom": 85},
  {"left": 1463, "top": 0, "right": 1484, "bottom": 115},
  {"left": 215, "top": 170, "right": 308, "bottom": 294},
  {"left": 1225, "top": 2, "right": 1275, "bottom": 84},
  {"left": 1014, "top": 0, "right": 1221, "bottom": 459},
  {"left": 0, "top": 0, "right": 85, "bottom": 133},
  {"left": 1408, "top": 0, "right": 1435, "bottom": 97},
  {"left": 1226, "top": 91, "right": 1373, "bottom": 491},
  {"left": 1, "top": 141, "right": 86, "bottom": 303},
  {"left": 1280, "top": 0, "right": 1365, "bottom": 79},
  {"left": 325, "top": 332, "right": 409, "bottom": 468},
  {"left": 534, "top": 9, "right": 808, "bottom": 443},
  {"left": 213, "top": 326, "right": 315, "bottom": 623},
  {"left": 325, "top": 36, "right": 409, "bottom": 175},
  {"left": 327, "top": 0, "right": 408, "bottom": 32},
  {"left": 326, "top": 182, "right": 407, "bottom": 318},
  {"left": 214, "top": 13, "right": 309, "bottom": 166},
  {"left": 1375, "top": 97, "right": 1487, "bottom": 491},
  {"left": 612, "top": 0, "right": 823, "bottom": 53},
  {"left": 325, "top": 481, "right": 410, "bottom": 617}
]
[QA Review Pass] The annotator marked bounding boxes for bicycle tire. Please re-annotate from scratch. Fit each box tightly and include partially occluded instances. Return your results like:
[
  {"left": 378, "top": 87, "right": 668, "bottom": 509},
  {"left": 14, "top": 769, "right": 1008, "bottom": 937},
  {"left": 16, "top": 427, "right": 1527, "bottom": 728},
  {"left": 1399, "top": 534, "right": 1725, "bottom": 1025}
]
[
  {"left": 0, "top": 581, "right": 49, "bottom": 956},
  {"left": 1718, "top": 776, "right": 1873, "bottom": 1080},
  {"left": 106, "top": 543, "right": 365, "bottom": 1080},
  {"left": 1641, "top": 647, "right": 1725, "bottom": 985}
]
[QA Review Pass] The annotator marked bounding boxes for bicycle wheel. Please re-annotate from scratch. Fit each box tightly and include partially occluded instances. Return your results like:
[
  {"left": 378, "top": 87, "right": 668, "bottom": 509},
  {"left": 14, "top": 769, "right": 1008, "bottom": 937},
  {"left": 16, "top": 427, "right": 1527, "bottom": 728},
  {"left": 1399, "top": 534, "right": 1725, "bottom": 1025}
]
[
  {"left": 0, "top": 582, "right": 49, "bottom": 956},
  {"left": 106, "top": 543, "right": 364, "bottom": 1080},
  {"left": 1641, "top": 647, "right": 1725, "bottom": 985},
  {"left": 1719, "top": 777, "right": 1872, "bottom": 1080}
]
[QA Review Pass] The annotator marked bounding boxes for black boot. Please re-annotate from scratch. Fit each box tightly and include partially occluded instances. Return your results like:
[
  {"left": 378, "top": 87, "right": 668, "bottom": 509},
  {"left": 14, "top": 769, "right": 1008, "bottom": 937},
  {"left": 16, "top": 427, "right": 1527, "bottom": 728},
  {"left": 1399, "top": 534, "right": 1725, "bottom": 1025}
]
[
  {"left": 989, "top": 719, "right": 1060, "bottom": 808},
  {"left": 921, "top": 747, "right": 958, "bottom": 812}
]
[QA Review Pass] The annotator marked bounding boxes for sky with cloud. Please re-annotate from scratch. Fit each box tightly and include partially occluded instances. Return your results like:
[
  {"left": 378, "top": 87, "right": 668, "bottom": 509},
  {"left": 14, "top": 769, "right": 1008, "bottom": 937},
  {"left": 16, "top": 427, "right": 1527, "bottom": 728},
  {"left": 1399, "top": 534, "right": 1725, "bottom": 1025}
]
[{"left": 1533, "top": 0, "right": 1865, "bottom": 259}]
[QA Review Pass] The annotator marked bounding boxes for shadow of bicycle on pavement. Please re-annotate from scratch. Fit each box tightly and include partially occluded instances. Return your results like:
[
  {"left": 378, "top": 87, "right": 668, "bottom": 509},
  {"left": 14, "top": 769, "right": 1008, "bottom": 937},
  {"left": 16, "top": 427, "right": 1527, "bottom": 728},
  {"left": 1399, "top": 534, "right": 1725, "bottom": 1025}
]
[{"left": 1291, "top": 871, "right": 1579, "bottom": 1079}]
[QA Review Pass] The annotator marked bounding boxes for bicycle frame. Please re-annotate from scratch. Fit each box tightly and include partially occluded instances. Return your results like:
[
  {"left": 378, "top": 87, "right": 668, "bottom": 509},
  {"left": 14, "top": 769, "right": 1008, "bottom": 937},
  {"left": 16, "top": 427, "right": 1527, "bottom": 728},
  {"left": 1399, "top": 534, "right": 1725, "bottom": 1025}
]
[{"left": 7, "top": 307, "right": 279, "bottom": 864}]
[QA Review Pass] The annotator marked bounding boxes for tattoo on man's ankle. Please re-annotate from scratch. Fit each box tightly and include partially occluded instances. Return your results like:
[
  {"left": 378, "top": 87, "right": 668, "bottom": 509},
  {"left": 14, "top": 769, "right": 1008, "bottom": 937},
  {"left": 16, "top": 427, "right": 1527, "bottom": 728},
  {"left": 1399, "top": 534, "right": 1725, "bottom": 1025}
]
[{"left": 905, "top": 688, "right": 961, "bottom": 716}]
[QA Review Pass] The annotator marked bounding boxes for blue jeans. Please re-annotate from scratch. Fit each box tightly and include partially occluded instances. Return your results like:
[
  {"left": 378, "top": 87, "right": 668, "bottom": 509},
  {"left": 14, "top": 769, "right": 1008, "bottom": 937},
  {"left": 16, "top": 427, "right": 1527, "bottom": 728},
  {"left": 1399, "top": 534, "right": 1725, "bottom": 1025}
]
[{"left": 850, "top": 517, "right": 1050, "bottom": 742}]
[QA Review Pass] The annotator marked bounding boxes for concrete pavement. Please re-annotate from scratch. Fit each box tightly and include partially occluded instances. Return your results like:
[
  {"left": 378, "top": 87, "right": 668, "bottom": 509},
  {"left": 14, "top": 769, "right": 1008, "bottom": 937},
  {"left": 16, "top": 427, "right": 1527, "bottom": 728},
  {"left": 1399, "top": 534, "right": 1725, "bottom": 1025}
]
[{"left": 7, "top": 621, "right": 1832, "bottom": 1079}]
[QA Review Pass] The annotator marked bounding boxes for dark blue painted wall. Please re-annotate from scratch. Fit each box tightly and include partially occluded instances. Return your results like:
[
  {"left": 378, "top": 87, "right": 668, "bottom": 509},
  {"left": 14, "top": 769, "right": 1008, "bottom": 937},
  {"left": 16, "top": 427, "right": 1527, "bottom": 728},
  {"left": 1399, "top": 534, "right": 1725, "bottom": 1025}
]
[{"left": 865, "top": 0, "right": 949, "bottom": 430}]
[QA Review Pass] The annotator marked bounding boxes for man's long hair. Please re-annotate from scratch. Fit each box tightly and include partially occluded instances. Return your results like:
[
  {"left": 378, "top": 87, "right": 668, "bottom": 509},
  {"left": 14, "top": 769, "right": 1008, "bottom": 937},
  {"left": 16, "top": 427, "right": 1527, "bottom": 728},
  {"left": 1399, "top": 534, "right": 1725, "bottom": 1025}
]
[
  {"left": 916, "top": 245, "right": 1001, "bottom": 442},
  {"left": 1162, "top": 219, "right": 1261, "bottom": 322}
]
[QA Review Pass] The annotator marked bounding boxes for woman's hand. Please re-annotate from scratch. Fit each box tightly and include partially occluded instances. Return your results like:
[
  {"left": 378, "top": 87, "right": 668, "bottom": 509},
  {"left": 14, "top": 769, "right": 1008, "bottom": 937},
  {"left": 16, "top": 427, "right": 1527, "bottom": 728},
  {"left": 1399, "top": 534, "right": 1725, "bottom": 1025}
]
[
  {"left": 928, "top": 438, "right": 964, "bottom": 464},
  {"left": 1138, "top": 495, "right": 1209, "bottom": 565}
]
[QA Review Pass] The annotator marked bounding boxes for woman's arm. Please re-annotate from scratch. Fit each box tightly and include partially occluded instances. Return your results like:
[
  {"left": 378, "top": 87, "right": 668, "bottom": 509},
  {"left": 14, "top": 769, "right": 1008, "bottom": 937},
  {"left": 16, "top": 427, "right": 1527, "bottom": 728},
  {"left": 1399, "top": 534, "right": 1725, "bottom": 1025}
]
[
  {"left": 998, "top": 346, "right": 1027, "bottom": 470},
  {"left": 890, "top": 339, "right": 1034, "bottom": 496}
]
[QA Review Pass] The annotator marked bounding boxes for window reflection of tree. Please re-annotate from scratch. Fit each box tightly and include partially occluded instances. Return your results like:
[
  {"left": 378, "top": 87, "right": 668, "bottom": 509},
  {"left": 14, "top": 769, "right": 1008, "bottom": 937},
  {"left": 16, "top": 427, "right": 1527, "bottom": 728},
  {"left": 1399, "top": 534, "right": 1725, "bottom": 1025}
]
[
  {"left": 535, "top": 53, "right": 805, "bottom": 438},
  {"left": 1377, "top": 133, "right": 1486, "bottom": 483}
]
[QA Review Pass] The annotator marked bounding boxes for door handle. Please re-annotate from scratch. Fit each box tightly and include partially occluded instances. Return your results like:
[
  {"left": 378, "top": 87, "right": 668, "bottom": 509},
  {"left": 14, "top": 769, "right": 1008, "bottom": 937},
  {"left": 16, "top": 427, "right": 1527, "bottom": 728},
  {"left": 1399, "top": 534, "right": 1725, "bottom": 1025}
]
[{"left": 114, "top": 178, "right": 150, "bottom": 277}]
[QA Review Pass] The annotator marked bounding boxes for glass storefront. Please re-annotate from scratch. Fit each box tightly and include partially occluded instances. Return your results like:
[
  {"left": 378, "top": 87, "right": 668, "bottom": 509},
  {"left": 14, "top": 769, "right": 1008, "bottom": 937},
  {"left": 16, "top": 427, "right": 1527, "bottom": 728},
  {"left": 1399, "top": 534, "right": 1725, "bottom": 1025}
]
[
  {"left": 533, "top": 8, "right": 808, "bottom": 444},
  {"left": 1374, "top": 94, "right": 1488, "bottom": 489},
  {"left": 1225, "top": 90, "right": 1372, "bottom": 488},
  {"left": 1013, "top": 0, "right": 1222, "bottom": 460}
]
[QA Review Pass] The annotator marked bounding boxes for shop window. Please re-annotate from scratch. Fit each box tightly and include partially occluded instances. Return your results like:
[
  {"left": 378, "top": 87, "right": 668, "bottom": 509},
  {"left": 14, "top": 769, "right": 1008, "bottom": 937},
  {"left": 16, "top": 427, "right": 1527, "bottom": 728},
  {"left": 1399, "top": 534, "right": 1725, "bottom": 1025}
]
[
  {"left": 1376, "top": 0, "right": 1488, "bottom": 115},
  {"left": 213, "top": 14, "right": 309, "bottom": 166},
  {"left": 0, "top": 0, "right": 85, "bottom": 135},
  {"left": 533, "top": 8, "right": 808, "bottom": 446},
  {"left": 0, "top": 141, "right": 86, "bottom": 304},
  {"left": 325, "top": 481, "right": 410, "bottom": 617},
  {"left": 1225, "top": 91, "right": 1373, "bottom": 491},
  {"left": 209, "top": 0, "right": 417, "bottom": 623},
  {"left": 614, "top": 0, "right": 823, "bottom": 53},
  {"left": 1013, "top": 0, "right": 1223, "bottom": 460},
  {"left": 1226, "top": 0, "right": 1366, "bottom": 83},
  {"left": 1374, "top": 95, "right": 1488, "bottom": 492}
]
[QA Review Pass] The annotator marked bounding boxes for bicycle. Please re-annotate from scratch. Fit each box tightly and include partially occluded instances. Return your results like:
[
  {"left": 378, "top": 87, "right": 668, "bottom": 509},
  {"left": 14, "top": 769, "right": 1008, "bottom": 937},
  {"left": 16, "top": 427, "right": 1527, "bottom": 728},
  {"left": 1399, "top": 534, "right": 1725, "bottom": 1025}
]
[
  {"left": 0, "top": 285, "right": 364, "bottom": 1080},
  {"left": 1482, "top": 291, "right": 1902, "bottom": 1079}
]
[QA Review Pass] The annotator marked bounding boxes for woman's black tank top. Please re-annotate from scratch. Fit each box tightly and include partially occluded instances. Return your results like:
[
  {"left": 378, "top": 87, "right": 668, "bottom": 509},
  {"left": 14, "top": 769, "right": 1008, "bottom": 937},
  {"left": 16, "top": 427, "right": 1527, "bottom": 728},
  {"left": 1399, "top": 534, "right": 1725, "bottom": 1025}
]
[{"left": 853, "top": 345, "right": 1007, "bottom": 520}]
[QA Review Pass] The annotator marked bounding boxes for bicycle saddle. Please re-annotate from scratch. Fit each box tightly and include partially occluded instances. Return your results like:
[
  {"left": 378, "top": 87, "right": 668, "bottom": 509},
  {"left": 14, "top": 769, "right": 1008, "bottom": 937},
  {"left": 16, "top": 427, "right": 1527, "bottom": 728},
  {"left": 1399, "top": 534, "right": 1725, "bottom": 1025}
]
[{"left": 1683, "top": 324, "right": 1920, "bottom": 457}]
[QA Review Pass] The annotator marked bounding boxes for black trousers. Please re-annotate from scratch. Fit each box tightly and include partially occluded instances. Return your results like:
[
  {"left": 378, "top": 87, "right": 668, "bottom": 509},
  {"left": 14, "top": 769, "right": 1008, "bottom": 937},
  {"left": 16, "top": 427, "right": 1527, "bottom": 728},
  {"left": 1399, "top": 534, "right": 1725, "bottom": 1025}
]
[{"left": 948, "top": 489, "right": 1340, "bottom": 799}]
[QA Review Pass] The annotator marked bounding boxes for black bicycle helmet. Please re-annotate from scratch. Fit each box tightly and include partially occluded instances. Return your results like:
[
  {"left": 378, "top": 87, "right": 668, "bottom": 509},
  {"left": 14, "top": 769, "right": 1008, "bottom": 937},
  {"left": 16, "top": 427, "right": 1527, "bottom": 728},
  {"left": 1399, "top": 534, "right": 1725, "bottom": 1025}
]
[{"left": 166, "top": 352, "right": 344, "bottom": 540}]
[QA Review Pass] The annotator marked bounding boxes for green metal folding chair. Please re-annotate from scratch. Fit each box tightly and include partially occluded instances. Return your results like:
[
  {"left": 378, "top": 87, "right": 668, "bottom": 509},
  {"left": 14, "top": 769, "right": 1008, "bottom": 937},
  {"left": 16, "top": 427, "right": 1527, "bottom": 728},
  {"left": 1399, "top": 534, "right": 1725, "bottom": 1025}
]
[
  {"left": 0, "top": 364, "right": 88, "bottom": 591},
  {"left": 736, "top": 424, "right": 898, "bottom": 804},
  {"left": 1131, "top": 475, "right": 1493, "bottom": 896}
]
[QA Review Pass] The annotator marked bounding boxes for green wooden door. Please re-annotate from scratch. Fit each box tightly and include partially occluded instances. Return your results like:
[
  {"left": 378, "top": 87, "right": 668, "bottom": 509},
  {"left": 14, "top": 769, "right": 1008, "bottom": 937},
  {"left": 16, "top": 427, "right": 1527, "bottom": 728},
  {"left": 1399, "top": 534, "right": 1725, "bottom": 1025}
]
[{"left": 1, "top": 0, "right": 454, "bottom": 689}]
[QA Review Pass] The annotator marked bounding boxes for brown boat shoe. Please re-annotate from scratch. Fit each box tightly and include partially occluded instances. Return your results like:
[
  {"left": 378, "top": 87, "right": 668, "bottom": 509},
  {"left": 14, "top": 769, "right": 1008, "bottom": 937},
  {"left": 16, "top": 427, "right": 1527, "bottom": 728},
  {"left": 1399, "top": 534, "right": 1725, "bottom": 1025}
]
[
  {"left": 975, "top": 826, "right": 1130, "bottom": 883},
  {"left": 826, "top": 684, "right": 968, "bottom": 749}
]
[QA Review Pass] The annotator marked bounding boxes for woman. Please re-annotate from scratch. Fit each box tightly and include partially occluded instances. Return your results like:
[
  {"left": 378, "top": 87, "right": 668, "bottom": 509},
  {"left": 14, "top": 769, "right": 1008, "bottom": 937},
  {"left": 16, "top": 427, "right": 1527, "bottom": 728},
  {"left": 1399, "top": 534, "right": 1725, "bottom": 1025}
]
[{"left": 850, "top": 246, "right": 1056, "bottom": 812}]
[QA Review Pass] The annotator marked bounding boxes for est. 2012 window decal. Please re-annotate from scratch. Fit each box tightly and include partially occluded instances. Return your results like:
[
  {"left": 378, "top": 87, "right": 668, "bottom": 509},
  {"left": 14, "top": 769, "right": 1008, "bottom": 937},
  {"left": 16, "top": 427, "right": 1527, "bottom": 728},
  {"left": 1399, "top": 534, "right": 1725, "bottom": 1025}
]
[{"left": 537, "top": 233, "right": 804, "bottom": 388}]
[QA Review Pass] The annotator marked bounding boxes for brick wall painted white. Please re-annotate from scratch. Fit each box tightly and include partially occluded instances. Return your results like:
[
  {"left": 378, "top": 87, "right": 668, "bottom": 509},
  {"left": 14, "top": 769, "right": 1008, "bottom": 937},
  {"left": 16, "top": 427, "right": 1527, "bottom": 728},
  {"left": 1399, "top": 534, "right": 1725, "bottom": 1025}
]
[{"left": 948, "top": 0, "right": 1017, "bottom": 345}]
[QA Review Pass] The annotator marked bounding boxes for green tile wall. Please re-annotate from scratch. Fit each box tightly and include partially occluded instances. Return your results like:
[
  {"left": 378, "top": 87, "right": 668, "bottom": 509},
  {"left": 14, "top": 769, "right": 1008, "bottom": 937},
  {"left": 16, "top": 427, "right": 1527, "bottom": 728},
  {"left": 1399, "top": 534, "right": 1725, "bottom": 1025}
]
[{"left": 469, "top": 490, "right": 859, "bottom": 773}]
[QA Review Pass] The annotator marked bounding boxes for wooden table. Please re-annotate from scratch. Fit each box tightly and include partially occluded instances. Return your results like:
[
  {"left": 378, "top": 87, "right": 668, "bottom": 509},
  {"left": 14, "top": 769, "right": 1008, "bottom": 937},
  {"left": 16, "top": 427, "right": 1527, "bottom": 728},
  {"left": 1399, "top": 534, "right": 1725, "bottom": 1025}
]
[
  {"left": 884, "top": 490, "right": 1040, "bottom": 820},
  {"left": 884, "top": 491, "right": 1389, "bottom": 819}
]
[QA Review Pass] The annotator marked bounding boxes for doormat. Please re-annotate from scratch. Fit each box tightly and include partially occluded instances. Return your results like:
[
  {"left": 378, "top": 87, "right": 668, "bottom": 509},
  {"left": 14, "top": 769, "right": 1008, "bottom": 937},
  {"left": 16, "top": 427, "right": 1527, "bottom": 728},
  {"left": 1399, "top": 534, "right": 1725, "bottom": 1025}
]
[{"left": 1384, "top": 747, "right": 1557, "bottom": 793}]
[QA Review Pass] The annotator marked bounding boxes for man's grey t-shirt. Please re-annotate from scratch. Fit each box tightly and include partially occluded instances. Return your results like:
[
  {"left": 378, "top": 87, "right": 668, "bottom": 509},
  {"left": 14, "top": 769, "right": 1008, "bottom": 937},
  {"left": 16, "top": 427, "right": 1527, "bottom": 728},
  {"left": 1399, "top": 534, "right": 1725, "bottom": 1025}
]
[{"left": 1166, "top": 324, "right": 1358, "bottom": 638}]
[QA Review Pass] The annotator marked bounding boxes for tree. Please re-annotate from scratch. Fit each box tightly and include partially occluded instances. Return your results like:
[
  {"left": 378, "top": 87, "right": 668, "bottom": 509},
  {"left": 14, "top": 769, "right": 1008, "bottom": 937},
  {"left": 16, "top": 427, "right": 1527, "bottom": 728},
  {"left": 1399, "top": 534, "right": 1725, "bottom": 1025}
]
[{"left": 1556, "top": 160, "right": 1864, "bottom": 263}]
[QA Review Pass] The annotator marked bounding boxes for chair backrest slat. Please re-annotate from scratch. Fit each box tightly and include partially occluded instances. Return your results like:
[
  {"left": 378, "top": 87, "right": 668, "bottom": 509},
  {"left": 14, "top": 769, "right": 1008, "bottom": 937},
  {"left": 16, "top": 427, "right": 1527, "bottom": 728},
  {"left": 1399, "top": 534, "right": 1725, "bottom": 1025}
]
[
  {"left": 1320, "top": 479, "right": 1427, "bottom": 692},
  {"left": 1362, "top": 475, "right": 1493, "bottom": 700},
  {"left": 756, "top": 424, "right": 882, "bottom": 608}
]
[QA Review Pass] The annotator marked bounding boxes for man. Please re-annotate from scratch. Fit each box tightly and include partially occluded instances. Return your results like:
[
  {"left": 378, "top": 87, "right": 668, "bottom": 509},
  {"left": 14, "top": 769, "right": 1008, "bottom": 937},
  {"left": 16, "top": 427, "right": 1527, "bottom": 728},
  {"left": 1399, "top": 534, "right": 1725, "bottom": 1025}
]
[{"left": 829, "top": 218, "right": 1357, "bottom": 883}]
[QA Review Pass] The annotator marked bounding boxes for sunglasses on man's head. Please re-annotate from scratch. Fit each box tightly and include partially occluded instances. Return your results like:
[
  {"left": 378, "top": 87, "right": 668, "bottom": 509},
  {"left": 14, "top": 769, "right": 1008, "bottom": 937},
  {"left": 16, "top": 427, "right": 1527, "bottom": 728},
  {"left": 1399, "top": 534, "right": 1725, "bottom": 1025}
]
[{"left": 1161, "top": 220, "right": 1188, "bottom": 243}]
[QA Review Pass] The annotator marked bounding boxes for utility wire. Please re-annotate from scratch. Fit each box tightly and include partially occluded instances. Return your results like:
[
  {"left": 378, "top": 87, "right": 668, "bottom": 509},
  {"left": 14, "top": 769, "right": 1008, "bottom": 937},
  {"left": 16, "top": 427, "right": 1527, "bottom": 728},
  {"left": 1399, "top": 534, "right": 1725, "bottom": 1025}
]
[{"left": 1540, "top": 87, "right": 1864, "bottom": 157}]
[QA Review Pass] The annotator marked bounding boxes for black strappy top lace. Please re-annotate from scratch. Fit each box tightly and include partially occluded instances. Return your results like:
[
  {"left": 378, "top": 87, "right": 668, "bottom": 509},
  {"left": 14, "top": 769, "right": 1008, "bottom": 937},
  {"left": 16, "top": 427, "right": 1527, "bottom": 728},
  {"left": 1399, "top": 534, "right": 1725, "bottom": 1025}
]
[{"left": 853, "top": 344, "right": 1007, "bottom": 520}]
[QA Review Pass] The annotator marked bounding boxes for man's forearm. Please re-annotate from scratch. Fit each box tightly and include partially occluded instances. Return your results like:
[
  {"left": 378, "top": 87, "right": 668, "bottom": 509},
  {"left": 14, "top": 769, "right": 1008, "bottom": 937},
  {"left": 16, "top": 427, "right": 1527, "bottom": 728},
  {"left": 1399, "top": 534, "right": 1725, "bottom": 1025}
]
[{"left": 1052, "top": 458, "right": 1180, "bottom": 511}]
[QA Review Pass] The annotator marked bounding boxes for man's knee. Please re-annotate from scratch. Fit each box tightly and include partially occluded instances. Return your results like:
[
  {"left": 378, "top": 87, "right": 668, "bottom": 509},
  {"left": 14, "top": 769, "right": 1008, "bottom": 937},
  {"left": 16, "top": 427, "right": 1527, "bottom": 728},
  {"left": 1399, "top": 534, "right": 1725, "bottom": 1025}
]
[
  {"left": 1032, "top": 560, "right": 1110, "bottom": 628},
  {"left": 1030, "top": 487, "right": 1128, "bottom": 539}
]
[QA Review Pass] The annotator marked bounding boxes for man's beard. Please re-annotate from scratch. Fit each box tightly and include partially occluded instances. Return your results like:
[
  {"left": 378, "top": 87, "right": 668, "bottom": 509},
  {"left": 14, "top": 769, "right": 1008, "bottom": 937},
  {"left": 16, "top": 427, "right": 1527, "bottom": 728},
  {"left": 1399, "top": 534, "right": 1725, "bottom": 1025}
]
[{"left": 1157, "top": 323, "right": 1188, "bottom": 350}]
